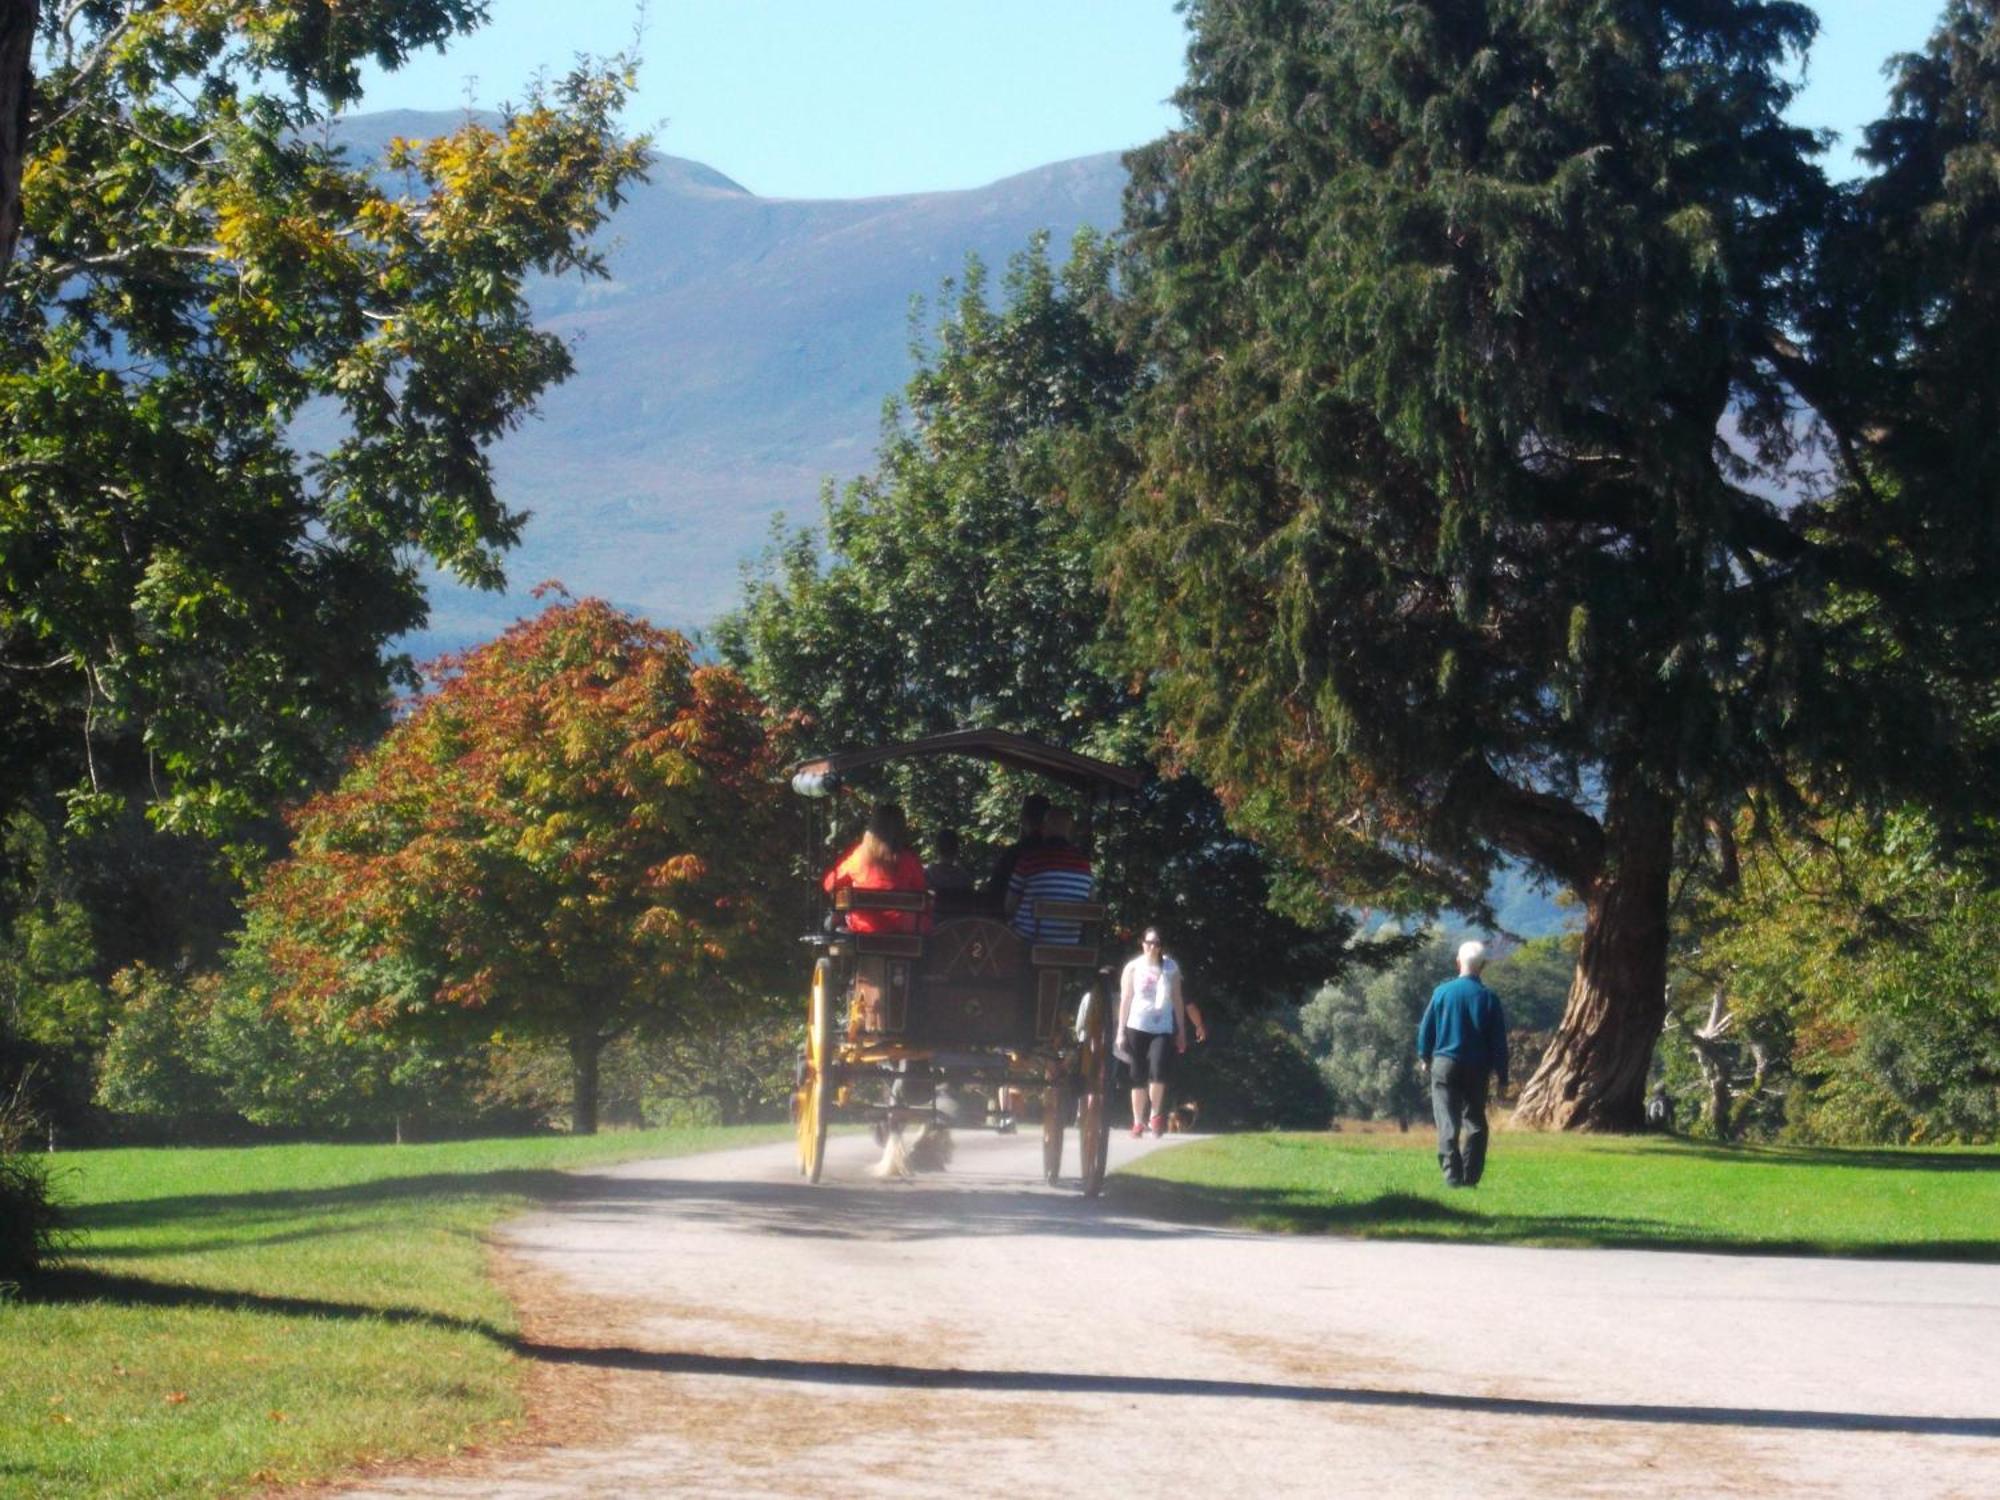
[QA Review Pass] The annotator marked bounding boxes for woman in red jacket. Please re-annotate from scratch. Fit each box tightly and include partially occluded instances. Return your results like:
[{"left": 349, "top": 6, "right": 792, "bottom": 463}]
[{"left": 823, "top": 802, "right": 931, "bottom": 934}]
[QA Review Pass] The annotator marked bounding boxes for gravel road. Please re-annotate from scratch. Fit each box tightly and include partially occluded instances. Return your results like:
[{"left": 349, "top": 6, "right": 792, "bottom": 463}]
[{"left": 343, "top": 1130, "right": 1999, "bottom": 1498}]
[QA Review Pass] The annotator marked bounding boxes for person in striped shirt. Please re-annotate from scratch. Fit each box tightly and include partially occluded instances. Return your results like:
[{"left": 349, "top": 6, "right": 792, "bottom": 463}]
[{"left": 1005, "top": 806, "right": 1095, "bottom": 943}]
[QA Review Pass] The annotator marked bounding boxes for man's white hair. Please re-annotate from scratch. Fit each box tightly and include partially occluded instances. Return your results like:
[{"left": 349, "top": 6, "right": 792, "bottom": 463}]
[{"left": 1456, "top": 939, "right": 1488, "bottom": 972}]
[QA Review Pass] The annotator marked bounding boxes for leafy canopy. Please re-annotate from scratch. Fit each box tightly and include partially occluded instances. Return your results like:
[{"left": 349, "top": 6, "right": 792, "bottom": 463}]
[
  {"left": 1302, "top": 930, "right": 1457, "bottom": 1127},
  {"left": 1681, "top": 808, "right": 2000, "bottom": 1145},
  {"left": 1094, "top": 0, "right": 2000, "bottom": 1128},
  {"left": 0, "top": 3, "right": 650, "bottom": 840},
  {"left": 248, "top": 599, "right": 796, "bottom": 1124}
]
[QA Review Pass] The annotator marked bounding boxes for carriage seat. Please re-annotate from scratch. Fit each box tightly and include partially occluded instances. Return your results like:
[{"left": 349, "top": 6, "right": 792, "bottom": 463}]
[
  {"left": 932, "top": 885, "right": 999, "bottom": 921},
  {"left": 1026, "top": 900, "right": 1103, "bottom": 968},
  {"left": 831, "top": 885, "right": 929, "bottom": 949}
]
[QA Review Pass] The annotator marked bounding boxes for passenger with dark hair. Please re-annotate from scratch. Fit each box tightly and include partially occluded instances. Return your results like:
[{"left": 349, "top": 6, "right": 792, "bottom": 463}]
[
  {"left": 984, "top": 791, "right": 1050, "bottom": 901},
  {"left": 925, "top": 827, "right": 975, "bottom": 892},
  {"left": 823, "top": 802, "right": 931, "bottom": 935}
]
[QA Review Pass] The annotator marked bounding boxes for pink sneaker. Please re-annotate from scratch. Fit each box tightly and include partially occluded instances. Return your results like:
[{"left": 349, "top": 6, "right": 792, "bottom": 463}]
[
  {"left": 1130, "top": 1120, "right": 1145, "bottom": 1139},
  {"left": 1150, "top": 1113, "right": 1166, "bottom": 1137}
]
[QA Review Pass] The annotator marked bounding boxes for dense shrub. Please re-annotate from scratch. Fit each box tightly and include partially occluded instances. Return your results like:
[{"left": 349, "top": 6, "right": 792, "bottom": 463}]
[
  {"left": 96, "top": 963, "right": 500, "bottom": 1143},
  {"left": 1173, "top": 1010, "right": 1334, "bottom": 1129},
  {"left": 0, "top": 1086, "right": 63, "bottom": 1288}
]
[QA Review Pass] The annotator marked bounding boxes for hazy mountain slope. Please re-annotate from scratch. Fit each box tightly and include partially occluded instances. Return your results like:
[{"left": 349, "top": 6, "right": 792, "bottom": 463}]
[{"left": 335, "top": 112, "right": 1128, "bottom": 649}]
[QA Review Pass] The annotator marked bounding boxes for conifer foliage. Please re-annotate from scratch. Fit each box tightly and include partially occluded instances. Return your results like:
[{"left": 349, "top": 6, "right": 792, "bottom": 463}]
[
  {"left": 1105, "top": 1, "right": 1999, "bottom": 1127},
  {"left": 250, "top": 600, "right": 795, "bottom": 1134}
]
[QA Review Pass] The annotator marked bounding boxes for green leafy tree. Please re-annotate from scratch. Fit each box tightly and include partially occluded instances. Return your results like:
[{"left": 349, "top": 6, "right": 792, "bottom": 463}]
[
  {"left": 0, "top": 3, "right": 649, "bottom": 847},
  {"left": 1174, "top": 1009, "right": 1334, "bottom": 1130},
  {"left": 249, "top": 599, "right": 796, "bottom": 1134},
  {"left": 1485, "top": 932, "right": 1582, "bottom": 1094},
  {"left": 93, "top": 963, "right": 229, "bottom": 1134},
  {"left": 1485, "top": 935, "right": 1579, "bottom": 1034},
  {"left": 721, "top": 238, "right": 1361, "bottom": 1024},
  {"left": 1103, "top": 0, "right": 1996, "bottom": 1129},
  {"left": 477, "top": 1013, "right": 802, "bottom": 1129},
  {"left": 1302, "top": 930, "right": 1453, "bottom": 1128},
  {"left": 0, "top": 813, "right": 109, "bottom": 1133},
  {"left": 97, "top": 955, "right": 533, "bottom": 1141},
  {"left": 1678, "top": 809, "right": 2000, "bottom": 1144},
  {"left": 628, "top": 1007, "right": 800, "bottom": 1126},
  {"left": 1799, "top": 0, "right": 2000, "bottom": 612}
]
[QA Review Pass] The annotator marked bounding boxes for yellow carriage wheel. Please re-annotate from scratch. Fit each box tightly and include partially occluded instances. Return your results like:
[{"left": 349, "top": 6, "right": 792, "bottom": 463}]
[
  {"left": 1041, "top": 1083, "right": 1065, "bottom": 1186},
  {"left": 1079, "top": 1087, "right": 1108, "bottom": 1196},
  {"left": 795, "top": 958, "right": 832, "bottom": 1182},
  {"left": 1077, "top": 986, "right": 1111, "bottom": 1197}
]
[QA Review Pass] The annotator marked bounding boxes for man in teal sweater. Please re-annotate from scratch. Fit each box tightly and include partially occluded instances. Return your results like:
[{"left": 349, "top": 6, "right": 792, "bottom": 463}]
[{"left": 1416, "top": 940, "right": 1510, "bottom": 1187}]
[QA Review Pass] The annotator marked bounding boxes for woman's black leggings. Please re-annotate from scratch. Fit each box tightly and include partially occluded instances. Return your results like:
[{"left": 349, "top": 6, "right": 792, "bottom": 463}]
[{"left": 1122, "top": 1027, "right": 1175, "bottom": 1087}]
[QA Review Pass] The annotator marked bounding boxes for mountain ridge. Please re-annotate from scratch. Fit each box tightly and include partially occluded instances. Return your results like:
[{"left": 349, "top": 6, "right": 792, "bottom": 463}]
[{"left": 316, "top": 110, "right": 1128, "bottom": 651}]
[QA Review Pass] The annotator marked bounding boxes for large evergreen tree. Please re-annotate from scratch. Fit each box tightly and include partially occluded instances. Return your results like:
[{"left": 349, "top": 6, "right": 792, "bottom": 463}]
[{"left": 1103, "top": 1, "right": 1997, "bottom": 1128}]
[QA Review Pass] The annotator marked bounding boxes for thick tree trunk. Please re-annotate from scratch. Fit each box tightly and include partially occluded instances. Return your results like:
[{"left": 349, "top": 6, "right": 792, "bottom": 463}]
[
  {"left": 0, "top": 2, "right": 35, "bottom": 272},
  {"left": 570, "top": 1032, "right": 602, "bottom": 1136},
  {"left": 1512, "top": 784, "right": 1675, "bottom": 1131}
]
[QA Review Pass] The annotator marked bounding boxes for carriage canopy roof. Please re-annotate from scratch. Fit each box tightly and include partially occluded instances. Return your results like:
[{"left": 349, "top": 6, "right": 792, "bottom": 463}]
[{"left": 790, "top": 728, "right": 1143, "bottom": 799}]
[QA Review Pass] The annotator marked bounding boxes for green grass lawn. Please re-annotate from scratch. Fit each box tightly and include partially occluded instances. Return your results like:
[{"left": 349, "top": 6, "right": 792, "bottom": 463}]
[
  {"left": 1, "top": 1125, "right": 785, "bottom": 1499},
  {"left": 1111, "top": 1129, "right": 2000, "bottom": 1259}
]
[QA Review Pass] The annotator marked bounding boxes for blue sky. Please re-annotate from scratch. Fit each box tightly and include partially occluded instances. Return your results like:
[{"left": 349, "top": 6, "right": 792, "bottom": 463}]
[{"left": 361, "top": 2, "right": 1945, "bottom": 198}]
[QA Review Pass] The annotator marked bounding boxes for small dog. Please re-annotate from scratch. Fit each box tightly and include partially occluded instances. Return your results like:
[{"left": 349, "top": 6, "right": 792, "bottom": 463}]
[{"left": 1166, "top": 1100, "right": 1200, "bottom": 1134}]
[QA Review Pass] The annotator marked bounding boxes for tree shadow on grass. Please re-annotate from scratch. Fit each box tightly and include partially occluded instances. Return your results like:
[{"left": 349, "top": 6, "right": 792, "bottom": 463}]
[
  {"left": 1103, "top": 1177, "right": 2000, "bottom": 1262},
  {"left": 1605, "top": 1141, "right": 2000, "bottom": 1174},
  {"left": 20, "top": 1269, "right": 1999, "bottom": 1441},
  {"left": 67, "top": 1169, "right": 584, "bottom": 1230},
  {"left": 65, "top": 1146, "right": 2000, "bottom": 1263},
  {"left": 70, "top": 1165, "right": 1240, "bottom": 1252},
  {"left": 71, "top": 1221, "right": 388, "bottom": 1261},
  {"left": 25, "top": 1266, "right": 519, "bottom": 1343}
]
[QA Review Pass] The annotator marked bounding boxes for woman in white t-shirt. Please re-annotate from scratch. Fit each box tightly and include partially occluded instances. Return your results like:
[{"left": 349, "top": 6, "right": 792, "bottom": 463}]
[{"left": 1118, "top": 926, "right": 1186, "bottom": 1138}]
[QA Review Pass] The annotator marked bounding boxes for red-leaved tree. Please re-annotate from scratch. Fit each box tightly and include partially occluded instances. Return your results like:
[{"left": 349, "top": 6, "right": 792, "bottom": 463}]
[{"left": 251, "top": 598, "right": 796, "bottom": 1133}]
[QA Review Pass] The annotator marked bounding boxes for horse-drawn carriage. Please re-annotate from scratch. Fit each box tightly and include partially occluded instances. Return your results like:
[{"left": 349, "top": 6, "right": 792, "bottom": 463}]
[{"left": 788, "top": 729, "right": 1141, "bottom": 1195}]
